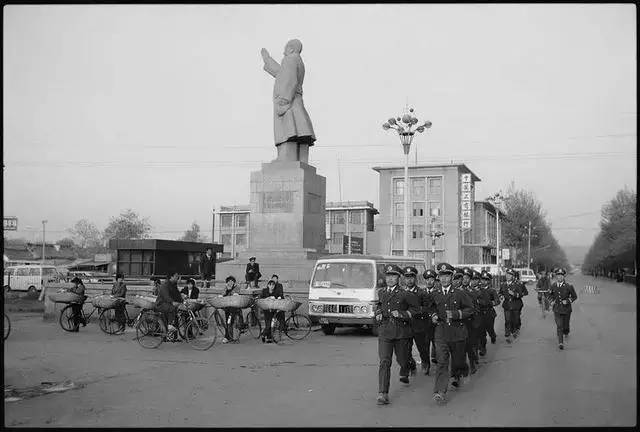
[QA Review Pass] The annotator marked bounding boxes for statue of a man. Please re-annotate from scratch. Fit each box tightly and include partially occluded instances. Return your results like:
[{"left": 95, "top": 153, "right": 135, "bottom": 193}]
[{"left": 261, "top": 39, "right": 316, "bottom": 162}]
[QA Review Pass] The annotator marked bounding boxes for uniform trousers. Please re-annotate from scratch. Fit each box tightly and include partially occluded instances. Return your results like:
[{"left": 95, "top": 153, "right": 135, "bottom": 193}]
[
  {"left": 554, "top": 312, "right": 571, "bottom": 343},
  {"left": 515, "top": 306, "right": 523, "bottom": 332},
  {"left": 503, "top": 309, "right": 519, "bottom": 336},
  {"left": 464, "top": 321, "right": 477, "bottom": 372},
  {"left": 479, "top": 311, "right": 497, "bottom": 349},
  {"left": 407, "top": 330, "right": 429, "bottom": 369},
  {"left": 426, "top": 324, "right": 436, "bottom": 362},
  {"left": 378, "top": 337, "right": 411, "bottom": 394},
  {"left": 433, "top": 325, "right": 467, "bottom": 394}
]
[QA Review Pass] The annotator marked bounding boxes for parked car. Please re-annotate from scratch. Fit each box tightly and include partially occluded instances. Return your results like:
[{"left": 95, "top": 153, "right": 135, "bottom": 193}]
[{"left": 513, "top": 268, "right": 537, "bottom": 284}]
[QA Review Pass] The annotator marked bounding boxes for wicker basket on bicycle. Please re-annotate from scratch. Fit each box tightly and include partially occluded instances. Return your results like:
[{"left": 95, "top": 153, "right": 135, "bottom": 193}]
[
  {"left": 91, "top": 295, "right": 126, "bottom": 310},
  {"left": 48, "top": 291, "right": 87, "bottom": 304},
  {"left": 130, "top": 295, "right": 157, "bottom": 310},
  {"left": 256, "top": 298, "right": 301, "bottom": 312},
  {"left": 208, "top": 295, "right": 252, "bottom": 309},
  {"left": 178, "top": 299, "right": 207, "bottom": 312}
]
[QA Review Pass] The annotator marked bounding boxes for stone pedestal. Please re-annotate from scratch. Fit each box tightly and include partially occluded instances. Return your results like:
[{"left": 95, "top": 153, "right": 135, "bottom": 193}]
[{"left": 248, "top": 160, "right": 326, "bottom": 259}]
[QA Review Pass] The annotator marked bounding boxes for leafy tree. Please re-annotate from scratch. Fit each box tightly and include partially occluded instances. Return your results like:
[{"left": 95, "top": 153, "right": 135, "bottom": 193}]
[
  {"left": 103, "top": 209, "right": 151, "bottom": 240},
  {"left": 180, "top": 221, "right": 203, "bottom": 242},
  {"left": 57, "top": 237, "right": 76, "bottom": 249},
  {"left": 69, "top": 219, "right": 102, "bottom": 248}
]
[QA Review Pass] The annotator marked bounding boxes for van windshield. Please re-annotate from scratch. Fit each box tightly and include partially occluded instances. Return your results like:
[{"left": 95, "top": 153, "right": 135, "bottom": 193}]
[{"left": 311, "top": 262, "right": 375, "bottom": 289}]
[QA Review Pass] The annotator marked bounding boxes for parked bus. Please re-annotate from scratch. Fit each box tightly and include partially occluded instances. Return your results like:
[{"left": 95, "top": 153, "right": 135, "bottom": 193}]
[
  {"left": 308, "top": 255, "right": 427, "bottom": 336},
  {"left": 3, "top": 265, "right": 61, "bottom": 294}
]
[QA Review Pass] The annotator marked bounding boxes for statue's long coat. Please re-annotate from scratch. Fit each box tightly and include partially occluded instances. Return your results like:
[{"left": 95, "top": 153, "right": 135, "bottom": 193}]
[{"left": 263, "top": 53, "right": 316, "bottom": 146}]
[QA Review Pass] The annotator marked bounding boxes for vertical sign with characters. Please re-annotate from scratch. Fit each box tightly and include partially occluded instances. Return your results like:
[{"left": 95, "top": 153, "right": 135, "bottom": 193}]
[{"left": 460, "top": 174, "right": 473, "bottom": 230}]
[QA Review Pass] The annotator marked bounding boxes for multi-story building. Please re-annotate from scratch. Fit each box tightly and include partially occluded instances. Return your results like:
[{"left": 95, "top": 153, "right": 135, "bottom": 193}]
[
  {"left": 324, "top": 201, "right": 378, "bottom": 254},
  {"left": 214, "top": 202, "right": 379, "bottom": 258},
  {"left": 461, "top": 201, "right": 506, "bottom": 265},
  {"left": 371, "top": 163, "right": 482, "bottom": 265}
]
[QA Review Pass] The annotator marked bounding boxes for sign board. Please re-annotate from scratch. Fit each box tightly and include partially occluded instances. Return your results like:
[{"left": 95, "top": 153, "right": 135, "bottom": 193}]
[
  {"left": 502, "top": 248, "right": 510, "bottom": 260},
  {"left": 343, "top": 235, "right": 364, "bottom": 254},
  {"left": 3, "top": 217, "right": 18, "bottom": 231},
  {"left": 460, "top": 174, "right": 473, "bottom": 231}
]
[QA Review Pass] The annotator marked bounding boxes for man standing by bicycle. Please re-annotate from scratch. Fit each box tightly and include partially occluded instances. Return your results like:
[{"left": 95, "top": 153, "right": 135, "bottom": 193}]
[
  {"left": 375, "top": 264, "right": 419, "bottom": 405},
  {"left": 67, "top": 276, "right": 87, "bottom": 332},
  {"left": 549, "top": 267, "right": 577, "bottom": 350},
  {"left": 154, "top": 272, "right": 183, "bottom": 334},
  {"left": 260, "top": 279, "right": 284, "bottom": 343},
  {"left": 403, "top": 266, "right": 433, "bottom": 376},
  {"left": 221, "top": 276, "right": 248, "bottom": 343},
  {"left": 112, "top": 273, "right": 127, "bottom": 326}
]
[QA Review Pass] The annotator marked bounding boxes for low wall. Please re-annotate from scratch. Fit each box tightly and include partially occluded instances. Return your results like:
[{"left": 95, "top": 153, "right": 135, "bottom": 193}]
[{"left": 42, "top": 282, "right": 312, "bottom": 322}]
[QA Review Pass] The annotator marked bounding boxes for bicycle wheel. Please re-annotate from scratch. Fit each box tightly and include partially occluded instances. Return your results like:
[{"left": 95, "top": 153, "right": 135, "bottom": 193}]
[
  {"left": 186, "top": 317, "right": 217, "bottom": 350},
  {"left": 245, "top": 309, "right": 262, "bottom": 339},
  {"left": 136, "top": 311, "right": 165, "bottom": 349},
  {"left": 212, "top": 309, "right": 227, "bottom": 336},
  {"left": 99, "top": 308, "right": 125, "bottom": 335},
  {"left": 272, "top": 318, "right": 284, "bottom": 344},
  {"left": 285, "top": 313, "right": 312, "bottom": 340},
  {"left": 3, "top": 313, "right": 10, "bottom": 340},
  {"left": 59, "top": 305, "right": 78, "bottom": 332},
  {"left": 176, "top": 310, "right": 191, "bottom": 340}
]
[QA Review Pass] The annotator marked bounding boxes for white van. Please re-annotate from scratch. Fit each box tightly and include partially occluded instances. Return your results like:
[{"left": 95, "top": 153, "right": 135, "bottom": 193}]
[
  {"left": 3, "top": 265, "right": 61, "bottom": 294},
  {"left": 308, "top": 255, "right": 427, "bottom": 336},
  {"left": 513, "top": 268, "right": 536, "bottom": 284}
]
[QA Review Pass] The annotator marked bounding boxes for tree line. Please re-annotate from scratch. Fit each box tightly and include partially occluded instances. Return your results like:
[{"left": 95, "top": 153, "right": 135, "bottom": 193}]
[{"left": 582, "top": 188, "right": 636, "bottom": 277}]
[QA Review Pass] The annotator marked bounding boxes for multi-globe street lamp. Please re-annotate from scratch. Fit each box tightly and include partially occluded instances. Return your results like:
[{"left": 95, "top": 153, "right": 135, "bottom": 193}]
[{"left": 383, "top": 108, "right": 432, "bottom": 257}]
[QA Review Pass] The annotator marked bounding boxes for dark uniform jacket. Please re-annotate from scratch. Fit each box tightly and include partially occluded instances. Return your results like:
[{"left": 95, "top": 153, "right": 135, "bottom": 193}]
[
  {"left": 536, "top": 276, "right": 551, "bottom": 291},
  {"left": 550, "top": 282, "right": 577, "bottom": 314},
  {"left": 375, "top": 285, "right": 420, "bottom": 339},
  {"left": 403, "top": 285, "right": 434, "bottom": 334},
  {"left": 155, "top": 280, "right": 182, "bottom": 311},
  {"left": 200, "top": 254, "right": 216, "bottom": 279},
  {"left": 476, "top": 286, "right": 499, "bottom": 317},
  {"left": 111, "top": 281, "right": 127, "bottom": 298},
  {"left": 430, "top": 285, "right": 475, "bottom": 342},
  {"left": 461, "top": 286, "right": 483, "bottom": 328},
  {"left": 180, "top": 286, "right": 200, "bottom": 299},
  {"left": 261, "top": 285, "right": 284, "bottom": 299},
  {"left": 499, "top": 281, "right": 527, "bottom": 310},
  {"left": 245, "top": 263, "right": 261, "bottom": 281}
]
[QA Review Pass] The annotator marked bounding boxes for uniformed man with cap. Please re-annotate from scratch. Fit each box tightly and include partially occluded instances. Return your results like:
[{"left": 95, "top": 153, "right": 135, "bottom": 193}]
[
  {"left": 423, "top": 269, "right": 439, "bottom": 366},
  {"left": 498, "top": 268, "right": 527, "bottom": 343},
  {"left": 514, "top": 270, "right": 528, "bottom": 335},
  {"left": 375, "top": 264, "right": 420, "bottom": 405},
  {"left": 549, "top": 267, "right": 577, "bottom": 350},
  {"left": 403, "top": 266, "right": 435, "bottom": 376},
  {"left": 459, "top": 267, "right": 481, "bottom": 375},
  {"left": 429, "top": 263, "right": 475, "bottom": 404},
  {"left": 476, "top": 270, "right": 500, "bottom": 354},
  {"left": 452, "top": 268, "right": 464, "bottom": 289},
  {"left": 469, "top": 270, "right": 485, "bottom": 363}
]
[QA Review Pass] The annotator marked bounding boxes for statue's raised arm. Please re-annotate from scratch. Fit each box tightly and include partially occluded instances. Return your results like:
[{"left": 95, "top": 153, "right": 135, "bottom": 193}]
[{"left": 261, "top": 48, "right": 281, "bottom": 78}]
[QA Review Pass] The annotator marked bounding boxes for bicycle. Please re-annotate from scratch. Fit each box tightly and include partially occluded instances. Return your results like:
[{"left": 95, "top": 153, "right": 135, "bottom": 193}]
[
  {"left": 263, "top": 300, "right": 312, "bottom": 344},
  {"left": 98, "top": 302, "right": 146, "bottom": 335},
  {"left": 244, "top": 295, "right": 263, "bottom": 340},
  {"left": 3, "top": 313, "right": 10, "bottom": 340},
  {"left": 136, "top": 300, "right": 215, "bottom": 350},
  {"left": 537, "top": 289, "right": 551, "bottom": 318},
  {"left": 58, "top": 296, "right": 100, "bottom": 332}
]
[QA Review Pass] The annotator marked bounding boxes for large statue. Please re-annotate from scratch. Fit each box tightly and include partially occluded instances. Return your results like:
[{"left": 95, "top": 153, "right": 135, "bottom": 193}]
[{"left": 261, "top": 39, "right": 316, "bottom": 163}]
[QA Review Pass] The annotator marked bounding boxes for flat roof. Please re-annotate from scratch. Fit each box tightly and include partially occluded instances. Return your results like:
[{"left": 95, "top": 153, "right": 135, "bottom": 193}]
[
  {"left": 108, "top": 239, "right": 223, "bottom": 253},
  {"left": 475, "top": 200, "right": 507, "bottom": 217},
  {"left": 372, "top": 163, "right": 481, "bottom": 182},
  {"left": 316, "top": 254, "right": 425, "bottom": 261}
]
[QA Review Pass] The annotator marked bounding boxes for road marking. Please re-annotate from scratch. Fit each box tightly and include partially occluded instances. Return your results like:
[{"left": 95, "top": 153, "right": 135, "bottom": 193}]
[{"left": 582, "top": 285, "right": 600, "bottom": 294}]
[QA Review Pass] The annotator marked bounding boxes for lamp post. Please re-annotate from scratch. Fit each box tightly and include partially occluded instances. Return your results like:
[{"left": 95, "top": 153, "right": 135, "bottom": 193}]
[
  {"left": 429, "top": 209, "right": 445, "bottom": 268},
  {"left": 383, "top": 108, "right": 432, "bottom": 257},
  {"left": 487, "top": 193, "right": 504, "bottom": 282},
  {"left": 41, "top": 220, "right": 47, "bottom": 265}
]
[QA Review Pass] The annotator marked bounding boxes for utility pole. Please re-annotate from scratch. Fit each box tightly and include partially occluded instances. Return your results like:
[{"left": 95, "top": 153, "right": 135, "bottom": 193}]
[
  {"left": 42, "top": 220, "right": 47, "bottom": 265},
  {"left": 527, "top": 221, "right": 532, "bottom": 269},
  {"left": 429, "top": 209, "right": 444, "bottom": 269}
]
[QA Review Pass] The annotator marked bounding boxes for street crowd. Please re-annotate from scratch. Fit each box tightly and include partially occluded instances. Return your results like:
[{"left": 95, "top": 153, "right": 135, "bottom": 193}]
[{"left": 374, "top": 263, "right": 578, "bottom": 405}]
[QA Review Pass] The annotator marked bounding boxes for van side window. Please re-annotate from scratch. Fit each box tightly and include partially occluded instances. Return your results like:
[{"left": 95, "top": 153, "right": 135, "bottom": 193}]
[
  {"left": 28, "top": 268, "right": 41, "bottom": 276},
  {"left": 16, "top": 268, "right": 30, "bottom": 276}
]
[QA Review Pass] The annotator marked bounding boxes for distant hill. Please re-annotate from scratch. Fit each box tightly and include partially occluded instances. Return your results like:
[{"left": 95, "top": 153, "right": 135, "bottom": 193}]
[{"left": 562, "top": 245, "right": 590, "bottom": 266}]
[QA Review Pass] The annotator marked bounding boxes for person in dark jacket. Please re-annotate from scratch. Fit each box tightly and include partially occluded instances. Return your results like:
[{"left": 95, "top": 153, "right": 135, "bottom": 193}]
[
  {"left": 154, "top": 272, "right": 183, "bottom": 333},
  {"left": 459, "top": 267, "right": 480, "bottom": 375},
  {"left": 422, "top": 269, "right": 440, "bottom": 366},
  {"left": 245, "top": 257, "right": 261, "bottom": 288},
  {"left": 499, "top": 268, "right": 527, "bottom": 343},
  {"left": 549, "top": 267, "right": 577, "bottom": 350},
  {"left": 536, "top": 270, "right": 551, "bottom": 307},
  {"left": 375, "top": 264, "right": 420, "bottom": 405},
  {"left": 180, "top": 278, "right": 200, "bottom": 299},
  {"left": 477, "top": 270, "right": 500, "bottom": 354},
  {"left": 260, "top": 279, "right": 285, "bottom": 343},
  {"left": 67, "top": 276, "right": 87, "bottom": 332},
  {"left": 403, "top": 266, "right": 433, "bottom": 376},
  {"left": 430, "top": 263, "right": 475, "bottom": 404},
  {"left": 111, "top": 273, "right": 127, "bottom": 325},
  {"left": 200, "top": 247, "right": 216, "bottom": 288},
  {"left": 270, "top": 274, "right": 284, "bottom": 292},
  {"left": 221, "top": 276, "right": 247, "bottom": 343}
]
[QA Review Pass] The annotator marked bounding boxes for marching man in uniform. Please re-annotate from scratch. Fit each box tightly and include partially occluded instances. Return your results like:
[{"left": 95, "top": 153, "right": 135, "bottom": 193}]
[
  {"left": 549, "top": 267, "right": 577, "bottom": 350},
  {"left": 499, "top": 268, "right": 526, "bottom": 343},
  {"left": 403, "top": 266, "right": 434, "bottom": 376},
  {"left": 375, "top": 264, "right": 420, "bottom": 405},
  {"left": 460, "top": 267, "right": 481, "bottom": 375},
  {"left": 430, "top": 263, "right": 474, "bottom": 404},
  {"left": 423, "top": 269, "right": 440, "bottom": 367},
  {"left": 477, "top": 270, "right": 500, "bottom": 355}
]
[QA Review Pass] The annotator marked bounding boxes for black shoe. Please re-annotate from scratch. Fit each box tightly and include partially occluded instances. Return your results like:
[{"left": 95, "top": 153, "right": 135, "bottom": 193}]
[
  {"left": 431, "top": 358, "right": 437, "bottom": 364},
  {"left": 451, "top": 379, "right": 460, "bottom": 388},
  {"left": 479, "top": 349, "right": 486, "bottom": 357},
  {"left": 470, "top": 363, "right": 477, "bottom": 375},
  {"left": 558, "top": 343, "right": 564, "bottom": 350},
  {"left": 399, "top": 376, "right": 410, "bottom": 384},
  {"left": 490, "top": 337, "right": 496, "bottom": 344}
]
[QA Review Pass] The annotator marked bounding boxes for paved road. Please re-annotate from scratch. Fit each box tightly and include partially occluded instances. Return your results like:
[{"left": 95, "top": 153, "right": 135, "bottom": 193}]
[{"left": 3, "top": 273, "right": 636, "bottom": 427}]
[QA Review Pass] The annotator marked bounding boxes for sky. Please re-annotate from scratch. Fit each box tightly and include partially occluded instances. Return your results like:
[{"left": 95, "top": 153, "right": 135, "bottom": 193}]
[{"left": 3, "top": 4, "right": 636, "bottom": 248}]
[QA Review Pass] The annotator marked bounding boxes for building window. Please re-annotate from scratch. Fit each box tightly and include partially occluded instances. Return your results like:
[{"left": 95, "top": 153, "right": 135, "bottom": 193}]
[
  {"left": 350, "top": 231, "right": 363, "bottom": 239},
  {"left": 332, "top": 232, "right": 344, "bottom": 245},
  {"left": 236, "top": 214, "right": 247, "bottom": 227},
  {"left": 235, "top": 234, "right": 247, "bottom": 246},
  {"left": 349, "top": 210, "right": 363, "bottom": 225},
  {"left": 221, "top": 234, "right": 232, "bottom": 247},
  {"left": 411, "top": 178, "right": 425, "bottom": 200},
  {"left": 427, "top": 177, "right": 442, "bottom": 200},
  {"left": 412, "top": 225, "right": 424, "bottom": 239},
  {"left": 394, "top": 203, "right": 404, "bottom": 219},
  {"left": 394, "top": 225, "right": 404, "bottom": 238},
  {"left": 333, "top": 211, "right": 346, "bottom": 224},
  {"left": 412, "top": 202, "right": 425, "bottom": 217},
  {"left": 393, "top": 179, "right": 404, "bottom": 197},
  {"left": 427, "top": 202, "right": 442, "bottom": 219},
  {"left": 221, "top": 214, "right": 233, "bottom": 228}
]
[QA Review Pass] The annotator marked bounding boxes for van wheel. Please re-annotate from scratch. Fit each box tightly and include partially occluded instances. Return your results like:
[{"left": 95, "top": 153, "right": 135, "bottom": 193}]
[
  {"left": 321, "top": 324, "right": 336, "bottom": 335},
  {"left": 27, "top": 286, "right": 38, "bottom": 298}
]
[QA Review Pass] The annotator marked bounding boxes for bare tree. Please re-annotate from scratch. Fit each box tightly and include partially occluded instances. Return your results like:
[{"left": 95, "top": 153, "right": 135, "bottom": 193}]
[
  {"left": 180, "top": 222, "right": 203, "bottom": 242},
  {"left": 103, "top": 209, "right": 152, "bottom": 240},
  {"left": 69, "top": 219, "right": 102, "bottom": 248}
]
